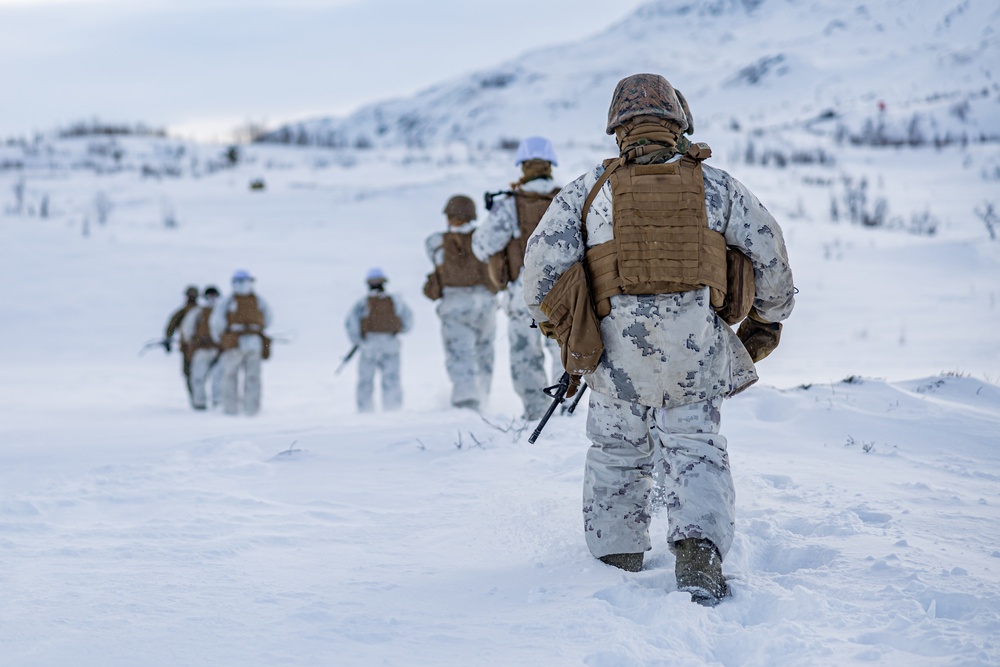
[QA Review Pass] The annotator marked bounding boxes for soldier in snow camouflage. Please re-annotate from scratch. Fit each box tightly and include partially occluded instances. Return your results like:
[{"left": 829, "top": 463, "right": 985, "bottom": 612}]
[
  {"left": 425, "top": 195, "right": 498, "bottom": 410},
  {"left": 346, "top": 268, "right": 414, "bottom": 412},
  {"left": 522, "top": 73, "right": 795, "bottom": 605},
  {"left": 472, "top": 137, "right": 564, "bottom": 420}
]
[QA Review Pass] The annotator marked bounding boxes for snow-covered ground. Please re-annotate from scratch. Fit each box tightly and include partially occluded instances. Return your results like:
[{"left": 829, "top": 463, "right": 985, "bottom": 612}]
[{"left": 2, "top": 133, "right": 998, "bottom": 666}]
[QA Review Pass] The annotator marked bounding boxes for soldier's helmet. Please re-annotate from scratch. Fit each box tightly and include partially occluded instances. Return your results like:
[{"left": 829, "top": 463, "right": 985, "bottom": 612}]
[
  {"left": 185, "top": 286, "right": 199, "bottom": 300},
  {"left": 204, "top": 286, "right": 220, "bottom": 298},
  {"left": 514, "top": 136, "right": 558, "bottom": 166},
  {"left": 232, "top": 269, "right": 254, "bottom": 283},
  {"left": 443, "top": 195, "right": 476, "bottom": 222},
  {"left": 606, "top": 73, "right": 692, "bottom": 135},
  {"left": 366, "top": 267, "right": 387, "bottom": 286}
]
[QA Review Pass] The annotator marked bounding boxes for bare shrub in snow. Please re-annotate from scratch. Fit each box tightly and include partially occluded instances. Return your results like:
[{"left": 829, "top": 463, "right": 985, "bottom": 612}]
[
  {"left": 11, "top": 177, "right": 25, "bottom": 214},
  {"left": 93, "top": 191, "right": 112, "bottom": 226},
  {"left": 162, "top": 201, "right": 178, "bottom": 229},
  {"left": 976, "top": 201, "right": 998, "bottom": 241}
]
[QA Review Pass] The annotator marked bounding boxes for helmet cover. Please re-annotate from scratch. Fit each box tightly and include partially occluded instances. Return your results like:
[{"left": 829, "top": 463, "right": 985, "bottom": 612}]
[{"left": 606, "top": 73, "right": 689, "bottom": 135}]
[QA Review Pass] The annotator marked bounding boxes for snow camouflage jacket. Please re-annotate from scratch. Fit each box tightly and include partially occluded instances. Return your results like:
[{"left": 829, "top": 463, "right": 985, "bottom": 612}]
[
  {"left": 209, "top": 293, "right": 273, "bottom": 354},
  {"left": 345, "top": 292, "right": 413, "bottom": 346},
  {"left": 523, "top": 159, "right": 795, "bottom": 408},
  {"left": 471, "top": 177, "right": 559, "bottom": 300}
]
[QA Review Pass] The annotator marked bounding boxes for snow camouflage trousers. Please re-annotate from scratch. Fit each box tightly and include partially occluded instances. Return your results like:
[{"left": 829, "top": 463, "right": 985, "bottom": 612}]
[
  {"left": 583, "top": 390, "right": 735, "bottom": 559},
  {"left": 505, "top": 281, "right": 563, "bottom": 419},
  {"left": 437, "top": 286, "right": 496, "bottom": 407},
  {"left": 357, "top": 333, "right": 403, "bottom": 412},
  {"left": 220, "top": 347, "right": 262, "bottom": 416},
  {"left": 189, "top": 348, "right": 222, "bottom": 409}
]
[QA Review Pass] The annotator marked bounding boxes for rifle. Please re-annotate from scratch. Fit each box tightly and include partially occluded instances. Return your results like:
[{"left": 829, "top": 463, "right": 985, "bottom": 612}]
[
  {"left": 335, "top": 344, "right": 360, "bottom": 375},
  {"left": 528, "top": 373, "right": 572, "bottom": 444},
  {"left": 561, "top": 381, "right": 588, "bottom": 416},
  {"left": 484, "top": 189, "right": 514, "bottom": 212},
  {"left": 138, "top": 338, "right": 172, "bottom": 356}
]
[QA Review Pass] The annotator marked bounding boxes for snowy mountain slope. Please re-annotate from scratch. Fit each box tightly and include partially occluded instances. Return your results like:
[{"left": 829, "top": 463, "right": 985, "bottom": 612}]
[
  {"left": 2, "top": 133, "right": 1000, "bottom": 664},
  {"left": 259, "top": 0, "right": 1000, "bottom": 150},
  {"left": 2, "top": 0, "right": 1000, "bottom": 663}
]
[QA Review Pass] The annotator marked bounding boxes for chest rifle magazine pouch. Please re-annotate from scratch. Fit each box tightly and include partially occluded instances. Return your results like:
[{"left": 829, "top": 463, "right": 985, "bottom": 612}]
[{"left": 538, "top": 262, "right": 605, "bottom": 374}]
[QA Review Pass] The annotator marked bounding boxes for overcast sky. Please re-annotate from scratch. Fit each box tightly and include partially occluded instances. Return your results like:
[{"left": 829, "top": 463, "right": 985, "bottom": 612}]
[{"left": 0, "top": 0, "right": 649, "bottom": 141}]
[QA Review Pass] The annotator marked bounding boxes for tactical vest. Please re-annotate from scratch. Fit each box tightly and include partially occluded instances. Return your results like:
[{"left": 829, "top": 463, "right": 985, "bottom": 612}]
[
  {"left": 496, "top": 188, "right": 561, "bottom": 285},
  {"left": 220, "top": 294, "right": 265, "bottom": 350},
  {"left": 361, "top": 295, "right": 403, "bottom": 337},
  {"left": 192, "top": 307, "right": 219, "bottom": 351},
  {"left": 440, "top": 231, "right": 492, "bottom": 289},
  {"left": 584, "top": 146, "right": 728, "bottom": 318}
]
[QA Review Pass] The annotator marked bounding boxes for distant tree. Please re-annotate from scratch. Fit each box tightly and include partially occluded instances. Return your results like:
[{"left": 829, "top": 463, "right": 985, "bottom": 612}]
[
  {"left": 12, "top": 177, "right": 25, "bottom": 214},
  {"left": 94, "top": 191, "right": 113, "bottom": 225}
]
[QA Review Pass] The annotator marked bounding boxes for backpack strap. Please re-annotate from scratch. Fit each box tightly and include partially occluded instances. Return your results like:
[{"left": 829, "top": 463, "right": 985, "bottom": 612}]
[{"left": 580, "top": 158, "right": 624, "bottom": 243}]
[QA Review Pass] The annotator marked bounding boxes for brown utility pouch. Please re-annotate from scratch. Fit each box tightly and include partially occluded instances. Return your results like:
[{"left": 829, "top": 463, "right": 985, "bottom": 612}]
[
  {"left": 485, "top": 252, "right": 510, "bottom": 293},
  {"left": 261, "top": 334, "right": 272, "bottom": 360},
  {"left": 422, "top": 269, "right": 443, "bottom": 301},
  {"left": 715, "top": 248, "right": 755, "bottom": 325},
  {"left": 538, "top": 262, "right": 605, "bottom": 374},
  {"left": 219, "top": 332, "right": 238, "bottom": 350}
]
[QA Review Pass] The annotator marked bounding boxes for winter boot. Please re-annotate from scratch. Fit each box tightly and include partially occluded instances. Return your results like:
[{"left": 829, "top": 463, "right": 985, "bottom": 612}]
[
  {"left": 599, "top": 552, "right": 644, "bottom": 572},
  {"left": 673, "top": 538, "right": 729, "bottom": 606}
]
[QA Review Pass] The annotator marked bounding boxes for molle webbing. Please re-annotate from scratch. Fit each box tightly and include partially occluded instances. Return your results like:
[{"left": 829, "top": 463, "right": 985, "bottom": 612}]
[
  {"left": 361, "top": 295, "right": 403, "bottom": 336},
  {"left": 585, "top": 155, "right": 727, "bottom": 318},
  {"left": 504, "top": 188, "right": 559, "bottom": 283},
  {"left": 440, "top": 231, "right": 490, "bottom": 288},
  {"left": 221, "top": 295, "right": 265, "bottom": 349}
]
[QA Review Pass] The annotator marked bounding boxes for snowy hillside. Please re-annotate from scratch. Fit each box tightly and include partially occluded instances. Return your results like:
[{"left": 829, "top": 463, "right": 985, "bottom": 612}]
[
  {"left": 258, "top": 0, "right": 1000, "bottom": 152},
  {"left": 2, "top": 0, "right": 1000, "bottom": 665}
]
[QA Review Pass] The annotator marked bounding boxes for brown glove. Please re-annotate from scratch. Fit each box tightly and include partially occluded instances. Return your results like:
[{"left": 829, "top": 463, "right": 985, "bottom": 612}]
[
  {"left": 736, "top": 310, "right": 782, "bottom": 362},
  {"left": 566, "top": 374, "right": 582, "bottom": 398}
]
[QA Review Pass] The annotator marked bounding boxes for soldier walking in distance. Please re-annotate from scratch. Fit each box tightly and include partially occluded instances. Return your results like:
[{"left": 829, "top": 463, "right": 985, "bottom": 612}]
[
  {"left": 472, "top": 136, "right": 564, "bottom": 419},
  {"left": 424, "top": 195, "right": 498, "bottom": 411},
  {"left": 164, "top": 285, "right": 200, "bottom": 398},
  {"left": 180, "top": 286, "right": 222, "bottom": 410},
  {"left": 522, "top": 73, "right": 795, "bottom": 605},
  {"left": 346, "top": 268, "right": 413, "bottom": 412},
  {"left": 210, "top": 270, "right": 273, "bottom": 416}
]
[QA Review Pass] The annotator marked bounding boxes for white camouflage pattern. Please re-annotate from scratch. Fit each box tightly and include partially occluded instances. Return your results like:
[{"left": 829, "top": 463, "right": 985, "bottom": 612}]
[
  {"left": 209, "top": 292, "right": 273, "bottom": 416},
  {"left": 472, "top": 177, "right": 564, "bottom": 418},
  {"left": 179, "top": 304, "right": 222, "bottom": 409},
  {"left": 523, "top": 158, "right": 795, "bottom": 407},
  {"left": 522, "top": 154, "right": 794, "bottom": 560},
  {"left": 346, "top": 291, "right": 413, "bottom": 412},
  {"left": 426, "top": 226, "right": 497, "bottom": 408},
  {"left": 187, "top": 348, "right": 222, "bottom": 409},
  {"left": 584, "top": 391, "right": 735, "bottom": 558},
  {"left": 218, "top": 347, "right": 262, "bottom": 415}
]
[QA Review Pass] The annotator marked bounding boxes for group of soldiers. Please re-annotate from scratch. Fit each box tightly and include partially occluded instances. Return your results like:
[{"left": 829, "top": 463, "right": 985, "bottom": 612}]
[
  {"left": 163, "top": 269, "right": 272, "bottom": 415},
  {"left": 163, "top": 72, "right": 796, "bottom": 606}
]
